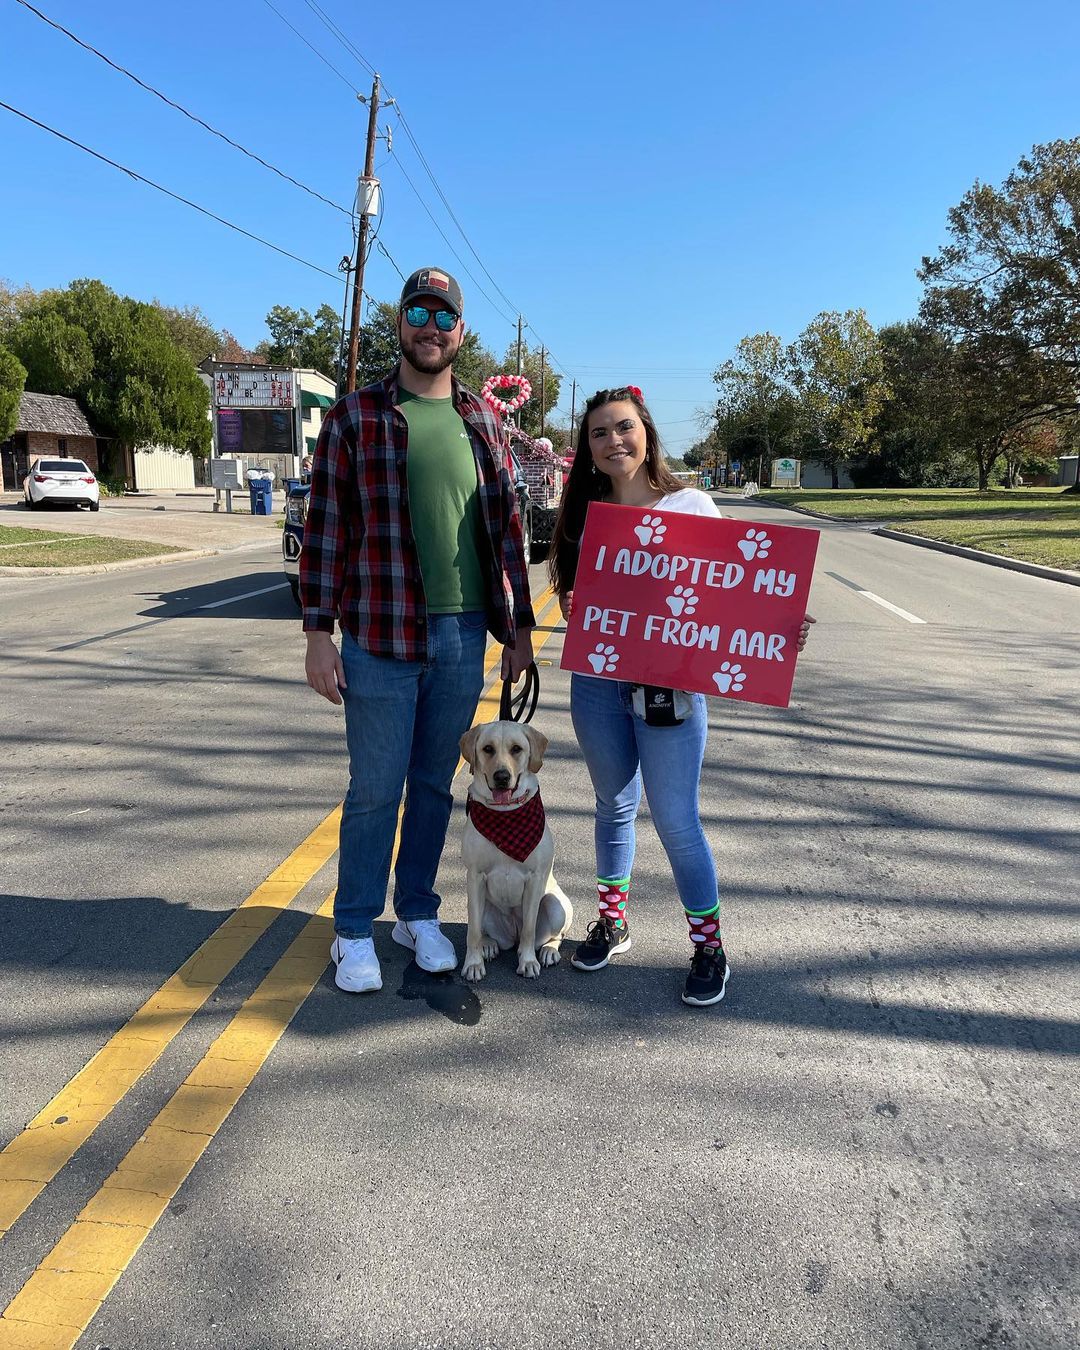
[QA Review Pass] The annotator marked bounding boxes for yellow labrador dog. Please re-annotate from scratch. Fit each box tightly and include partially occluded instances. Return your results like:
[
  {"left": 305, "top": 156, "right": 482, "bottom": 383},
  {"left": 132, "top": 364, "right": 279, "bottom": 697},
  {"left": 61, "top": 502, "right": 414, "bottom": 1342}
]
[{"left": 458, "top": 720, "right": 573, "bottom": 982}]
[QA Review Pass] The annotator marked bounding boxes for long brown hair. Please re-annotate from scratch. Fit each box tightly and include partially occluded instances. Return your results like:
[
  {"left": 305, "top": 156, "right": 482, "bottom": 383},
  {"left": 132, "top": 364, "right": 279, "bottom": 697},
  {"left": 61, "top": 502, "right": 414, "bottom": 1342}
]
[{"left": 549, "top": 386, "right": 683, "bottom": 596}]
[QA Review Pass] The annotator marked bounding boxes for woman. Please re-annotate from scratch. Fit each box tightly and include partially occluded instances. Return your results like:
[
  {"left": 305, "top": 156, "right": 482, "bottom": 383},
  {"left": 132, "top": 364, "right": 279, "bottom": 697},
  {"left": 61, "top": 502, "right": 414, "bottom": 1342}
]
[{"left": 550, "top": 386, "right": 813, "bottom": 1007}]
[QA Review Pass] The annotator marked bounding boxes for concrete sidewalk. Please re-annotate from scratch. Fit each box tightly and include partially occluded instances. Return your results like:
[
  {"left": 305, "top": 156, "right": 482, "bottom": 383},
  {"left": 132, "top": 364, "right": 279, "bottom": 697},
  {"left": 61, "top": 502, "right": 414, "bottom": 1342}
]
[{"left": 0, "top": 491, "right": 283, "bottom": 553}]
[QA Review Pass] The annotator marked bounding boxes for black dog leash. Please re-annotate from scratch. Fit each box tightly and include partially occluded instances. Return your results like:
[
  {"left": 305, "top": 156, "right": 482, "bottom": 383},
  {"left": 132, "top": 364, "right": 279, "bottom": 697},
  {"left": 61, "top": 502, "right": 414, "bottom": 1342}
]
[{"left": 499, "top": 661, "right": 540, "bottom": 724}]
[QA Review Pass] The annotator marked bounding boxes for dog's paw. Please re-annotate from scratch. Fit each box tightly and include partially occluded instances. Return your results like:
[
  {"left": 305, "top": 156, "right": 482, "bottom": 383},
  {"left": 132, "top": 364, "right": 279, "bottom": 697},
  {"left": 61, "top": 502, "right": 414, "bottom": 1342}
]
[
  {"left": 482, "top": 939, "right": 501, "bottom": 961},
  {"left": 462, "top": 954, "right": 487, "bottom": 982},
  {"left": 539, "top": 943, "right": 561, "bottom": 967},
  {"left": 517, "top": 952, "right": 542, "bottom": 979}
]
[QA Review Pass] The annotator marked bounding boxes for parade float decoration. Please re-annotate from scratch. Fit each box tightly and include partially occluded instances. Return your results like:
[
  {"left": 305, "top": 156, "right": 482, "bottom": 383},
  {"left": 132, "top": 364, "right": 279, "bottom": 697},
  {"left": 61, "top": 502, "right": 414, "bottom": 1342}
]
[{"left": 481, "top": 373, "right": 573, "bottom": 550}]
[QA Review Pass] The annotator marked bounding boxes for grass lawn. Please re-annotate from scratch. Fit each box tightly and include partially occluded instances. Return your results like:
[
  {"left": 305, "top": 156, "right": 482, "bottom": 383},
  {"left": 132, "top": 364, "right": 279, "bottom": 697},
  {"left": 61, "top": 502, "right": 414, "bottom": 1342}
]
[
  {"left": 755, "top": 488, "right": 1079, "bottom": 570},
  {"left": 0, "top": 525, "right": 184, "bottom": 568}
]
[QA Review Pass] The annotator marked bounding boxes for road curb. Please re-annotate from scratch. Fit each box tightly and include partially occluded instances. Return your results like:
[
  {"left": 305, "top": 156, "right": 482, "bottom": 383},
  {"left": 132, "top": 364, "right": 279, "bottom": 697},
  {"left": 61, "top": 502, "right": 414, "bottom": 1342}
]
[
  {"left": 0, "top": 547, "right": 217, "bottom": 578},
  {"left": 720, "top": 494, "right": 1080, "bottom": 586},
  {"left": 872, "top": 527, "right": 1080, "bottom": 586}
]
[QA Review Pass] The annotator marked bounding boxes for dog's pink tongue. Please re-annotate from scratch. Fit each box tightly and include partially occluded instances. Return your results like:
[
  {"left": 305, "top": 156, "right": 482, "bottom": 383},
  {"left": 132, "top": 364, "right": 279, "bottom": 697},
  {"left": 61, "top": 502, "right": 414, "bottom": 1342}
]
[{"left": 492, "top": 788, "right": 513, "bottom": 805}]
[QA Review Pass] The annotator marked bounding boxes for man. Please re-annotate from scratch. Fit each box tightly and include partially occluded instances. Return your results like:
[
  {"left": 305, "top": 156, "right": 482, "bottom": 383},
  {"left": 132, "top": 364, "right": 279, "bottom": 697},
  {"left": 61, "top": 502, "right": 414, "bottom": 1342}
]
[{"left": 301, "top": 267, "right": 535, "bottom": 993}]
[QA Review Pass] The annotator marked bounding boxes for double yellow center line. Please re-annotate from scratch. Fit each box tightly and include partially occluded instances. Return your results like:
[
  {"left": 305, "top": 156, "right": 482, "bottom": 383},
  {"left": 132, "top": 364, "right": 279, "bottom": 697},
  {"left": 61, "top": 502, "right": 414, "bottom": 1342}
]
[{"left": 0, "top": 586, "right": 561, "bottom": 1348}]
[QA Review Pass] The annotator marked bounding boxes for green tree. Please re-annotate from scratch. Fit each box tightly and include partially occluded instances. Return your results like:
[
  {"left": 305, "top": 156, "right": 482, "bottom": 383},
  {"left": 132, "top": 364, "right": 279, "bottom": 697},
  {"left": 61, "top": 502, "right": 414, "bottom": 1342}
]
[
  {"left": 258, "top": 302, "right": 342, "bottom": 379},
  {"left": 0, "top": 346, "right": 27, "bottom": 443},
  {"left": 495, "top": 341, "right": 562, "bottom": 439},
  {"left": 7, "top": 308, "right": 94, "bottom": 394},
  {"left": 153, "top": 302, "right": 221, "bottom": 366},
  {"left": 8, "top": 279, "right": 210, "bottom": 459},
  {"left": 864, "top": 322, "right": 972, "bottom": 487},
  {"left": 919, "top": 137, "right": 1080, "bottom": 488},
  {"left": 712, "top": 333, "right": 797, "bottom": 482},
  {"left": 354, "top": 301, "right": 401, "bottom": 388},
  {"left": 788, "top": 309, "right": 889, "bottom": 488},
  {"left": 0, "top": 280, "right": 40, "bottom": 340}
]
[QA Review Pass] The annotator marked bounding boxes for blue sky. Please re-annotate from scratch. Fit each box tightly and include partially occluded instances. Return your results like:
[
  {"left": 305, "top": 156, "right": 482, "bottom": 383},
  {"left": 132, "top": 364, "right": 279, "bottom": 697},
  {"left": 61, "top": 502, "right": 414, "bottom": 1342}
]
[{"left": 2, "top": 0, "right": 1079, "bottom": 454}]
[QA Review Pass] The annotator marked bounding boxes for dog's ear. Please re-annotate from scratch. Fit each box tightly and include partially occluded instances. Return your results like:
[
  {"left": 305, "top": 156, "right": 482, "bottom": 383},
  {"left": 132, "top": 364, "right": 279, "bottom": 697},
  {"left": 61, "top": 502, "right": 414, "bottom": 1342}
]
[
  {"left": 459, "top": 724, "right": 482, "bottom": 772},
  {"left": 524, "top": 724, "right": 548, "bottom": 774}
]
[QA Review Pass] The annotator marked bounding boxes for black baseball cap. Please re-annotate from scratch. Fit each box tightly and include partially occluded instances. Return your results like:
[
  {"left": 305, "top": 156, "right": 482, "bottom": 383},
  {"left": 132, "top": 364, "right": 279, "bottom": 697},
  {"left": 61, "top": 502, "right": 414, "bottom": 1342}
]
[{"left": 400, "top": 267, "right": 463, "bottom": 317}]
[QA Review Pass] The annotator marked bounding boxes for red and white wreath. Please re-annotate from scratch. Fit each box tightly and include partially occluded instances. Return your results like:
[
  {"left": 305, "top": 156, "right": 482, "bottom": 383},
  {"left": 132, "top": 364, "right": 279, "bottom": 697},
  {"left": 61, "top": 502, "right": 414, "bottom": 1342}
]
[{"left": 481, "top": 373, "right": 532, "bottom": 417}]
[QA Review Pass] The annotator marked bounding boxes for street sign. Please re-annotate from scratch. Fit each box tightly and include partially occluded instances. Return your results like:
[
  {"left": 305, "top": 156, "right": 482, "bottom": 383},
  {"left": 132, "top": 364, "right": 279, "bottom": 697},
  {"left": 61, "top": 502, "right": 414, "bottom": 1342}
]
[{"left": 771, "top": 456, "right": 800, "bottom": 488}]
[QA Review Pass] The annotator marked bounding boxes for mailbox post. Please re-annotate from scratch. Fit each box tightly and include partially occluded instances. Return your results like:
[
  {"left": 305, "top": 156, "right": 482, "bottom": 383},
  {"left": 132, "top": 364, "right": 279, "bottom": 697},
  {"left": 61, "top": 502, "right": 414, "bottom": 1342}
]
[{"left": 210, "top": 457, "right": 246, "bottom": 513}]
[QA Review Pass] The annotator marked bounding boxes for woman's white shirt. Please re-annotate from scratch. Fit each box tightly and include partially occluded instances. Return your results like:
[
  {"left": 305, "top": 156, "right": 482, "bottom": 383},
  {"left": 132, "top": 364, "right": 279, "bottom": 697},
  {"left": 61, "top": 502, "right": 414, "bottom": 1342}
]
[{"left": 654, "top": 488, "right": 722, "bottom": 518}]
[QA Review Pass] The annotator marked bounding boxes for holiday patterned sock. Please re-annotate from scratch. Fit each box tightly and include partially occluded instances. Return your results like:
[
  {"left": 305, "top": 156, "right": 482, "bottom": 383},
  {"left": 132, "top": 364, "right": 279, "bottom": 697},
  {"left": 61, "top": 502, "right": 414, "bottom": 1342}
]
[
  {"left": 685, "top": 901, "right": 723, "bottom": 950},
  {"left": 597, "top": 877, "right": 630, "bottom": 929}
]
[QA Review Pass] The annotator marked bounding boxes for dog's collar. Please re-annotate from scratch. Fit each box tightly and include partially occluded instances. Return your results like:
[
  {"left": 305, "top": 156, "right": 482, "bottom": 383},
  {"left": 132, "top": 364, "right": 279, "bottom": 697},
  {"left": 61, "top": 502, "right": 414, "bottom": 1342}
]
[{"left": 466, "top": 790, "right": 545, "bottom": 863}]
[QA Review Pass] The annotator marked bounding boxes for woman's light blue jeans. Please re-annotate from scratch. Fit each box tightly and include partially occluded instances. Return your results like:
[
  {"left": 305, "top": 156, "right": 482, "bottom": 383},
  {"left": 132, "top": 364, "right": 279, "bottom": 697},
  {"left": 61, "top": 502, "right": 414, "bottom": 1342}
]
[
  {"left": 570, "top": 673, "right": 719, "bottom": 911},
  {"left": 334, "top": 614, "right": 487, "bottom": 939}
]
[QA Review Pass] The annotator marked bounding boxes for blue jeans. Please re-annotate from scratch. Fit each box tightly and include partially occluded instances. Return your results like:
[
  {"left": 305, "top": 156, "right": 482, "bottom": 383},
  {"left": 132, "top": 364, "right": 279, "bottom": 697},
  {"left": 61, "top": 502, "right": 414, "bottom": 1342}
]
[
  {"left": 334, "top": 614, "right": 487, "bottom": 939},
  {"left": 570, "top": 674, "right": 719, "bottom": 911}
]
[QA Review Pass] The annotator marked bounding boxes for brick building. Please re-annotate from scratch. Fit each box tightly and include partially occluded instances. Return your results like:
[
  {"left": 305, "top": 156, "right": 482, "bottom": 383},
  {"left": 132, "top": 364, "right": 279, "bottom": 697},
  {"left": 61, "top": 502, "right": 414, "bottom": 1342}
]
[{"left": 0, "top": 391, "right": 104, "bottom": 491}]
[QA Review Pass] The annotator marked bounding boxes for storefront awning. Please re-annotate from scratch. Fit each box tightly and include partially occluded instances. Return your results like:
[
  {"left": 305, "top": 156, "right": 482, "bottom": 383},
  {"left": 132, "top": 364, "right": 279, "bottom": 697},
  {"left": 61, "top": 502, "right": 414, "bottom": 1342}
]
[
  {"left": 301, "top": 390, "right": 334, "bottom": 410},
  {"left": 305, "top": 437, "right": 317, "bottom": 452}
]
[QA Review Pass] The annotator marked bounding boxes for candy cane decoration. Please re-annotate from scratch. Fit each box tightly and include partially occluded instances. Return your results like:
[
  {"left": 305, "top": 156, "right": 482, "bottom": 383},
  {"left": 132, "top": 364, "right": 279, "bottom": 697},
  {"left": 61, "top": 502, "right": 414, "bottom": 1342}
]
[{"left": 481, "top": 373, "right": 532, "bottom": 417}]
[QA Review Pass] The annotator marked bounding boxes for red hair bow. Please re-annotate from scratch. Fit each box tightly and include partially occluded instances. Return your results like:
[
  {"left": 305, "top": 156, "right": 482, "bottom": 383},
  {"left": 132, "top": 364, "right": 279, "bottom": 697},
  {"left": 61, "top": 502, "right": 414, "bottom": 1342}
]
[{"left": 627, "top": 384, "right": 643, "bottom": 400}]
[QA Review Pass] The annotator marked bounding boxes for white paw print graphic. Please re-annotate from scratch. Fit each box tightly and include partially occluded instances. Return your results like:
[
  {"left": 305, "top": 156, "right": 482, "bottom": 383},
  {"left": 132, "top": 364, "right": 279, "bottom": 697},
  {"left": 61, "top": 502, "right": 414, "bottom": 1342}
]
[
  {"left": 712, "top": 662, "right": 746, "bottom": 694},
  {"left": 737, "top": 528, "right": 772, "bottom": 561},
  {"left": 634, "top": 514, "right": 667, "bottom": 546},
  {"left": 666, "top": 585, "right": 699, "bottom": 617},
  {"left": 587, "top": 643, "right": 620, "bottom": 675}
]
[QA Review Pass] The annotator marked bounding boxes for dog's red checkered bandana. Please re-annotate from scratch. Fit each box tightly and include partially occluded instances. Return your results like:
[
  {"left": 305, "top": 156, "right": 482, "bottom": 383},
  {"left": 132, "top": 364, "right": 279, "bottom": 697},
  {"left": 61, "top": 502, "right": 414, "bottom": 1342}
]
[{"left": 466, "top": 791, "right": 545, "bottom": 862}]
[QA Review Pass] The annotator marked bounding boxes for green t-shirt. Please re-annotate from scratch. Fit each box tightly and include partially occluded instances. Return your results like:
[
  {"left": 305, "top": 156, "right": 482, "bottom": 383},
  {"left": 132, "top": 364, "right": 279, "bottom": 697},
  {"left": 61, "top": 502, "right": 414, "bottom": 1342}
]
[{"left": 399, "top": 390, "right": 487, "bottom": 613}]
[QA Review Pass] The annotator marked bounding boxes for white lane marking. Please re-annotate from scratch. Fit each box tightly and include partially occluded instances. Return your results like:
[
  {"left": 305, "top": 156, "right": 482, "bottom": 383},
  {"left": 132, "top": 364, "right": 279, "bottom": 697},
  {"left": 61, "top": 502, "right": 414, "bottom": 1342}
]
[
  {"left": 197, "top": 582, "right": 290, "bottom": 610},
  {"left": 855, "top": 589, "right": 926, "bottom": 624}
]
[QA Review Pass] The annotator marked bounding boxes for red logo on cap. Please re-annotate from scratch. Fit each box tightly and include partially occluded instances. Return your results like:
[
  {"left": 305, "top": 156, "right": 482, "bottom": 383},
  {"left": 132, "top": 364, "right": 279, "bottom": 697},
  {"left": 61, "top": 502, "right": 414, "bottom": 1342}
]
[{"left": 424, "top": 271, "right": 450, "bottom": 291}]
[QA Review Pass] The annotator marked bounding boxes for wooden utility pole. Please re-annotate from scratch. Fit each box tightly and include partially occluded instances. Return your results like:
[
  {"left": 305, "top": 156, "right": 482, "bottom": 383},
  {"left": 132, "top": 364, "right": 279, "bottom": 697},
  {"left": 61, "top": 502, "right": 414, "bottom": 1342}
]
[
  {"left": 569, "top": 379, "right": 577, "bottom": 448},
  {"left": 345, "top": 75, "right": 381, "bottom": 393},
  {"left": 539, "top": 347, "right": 546, "bottom": 439}
]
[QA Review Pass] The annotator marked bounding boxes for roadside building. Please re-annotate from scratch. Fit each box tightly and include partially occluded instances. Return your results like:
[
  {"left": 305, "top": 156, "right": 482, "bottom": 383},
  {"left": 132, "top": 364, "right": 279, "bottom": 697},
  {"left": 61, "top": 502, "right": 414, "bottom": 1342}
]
[{"left": 0, "top": 391, "right": 104, "bottom": 491}]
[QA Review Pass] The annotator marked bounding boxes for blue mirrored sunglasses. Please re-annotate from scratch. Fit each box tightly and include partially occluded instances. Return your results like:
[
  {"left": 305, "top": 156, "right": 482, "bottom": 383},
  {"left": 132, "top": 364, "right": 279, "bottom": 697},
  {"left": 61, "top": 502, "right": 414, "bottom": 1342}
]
[{"left": 403, "top": 305, "right": 459, "bottom": 332}]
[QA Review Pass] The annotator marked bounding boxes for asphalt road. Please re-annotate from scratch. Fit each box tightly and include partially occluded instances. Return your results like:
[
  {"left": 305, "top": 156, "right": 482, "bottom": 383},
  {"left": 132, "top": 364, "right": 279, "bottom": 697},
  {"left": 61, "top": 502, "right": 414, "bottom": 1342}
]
[{"left": 0, "top": 500, "right": 1077, "bottom": 1349}]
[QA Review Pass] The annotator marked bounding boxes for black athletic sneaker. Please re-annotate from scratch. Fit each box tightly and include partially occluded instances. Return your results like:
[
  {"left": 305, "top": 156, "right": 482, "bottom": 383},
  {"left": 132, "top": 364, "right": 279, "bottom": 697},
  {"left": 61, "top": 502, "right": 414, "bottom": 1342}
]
[
  {"left": 571, "top": 917, "right": 632, "bottom": 971},
  {"left": 682, "top": 946, "right": 730, "bottom": 1006}
]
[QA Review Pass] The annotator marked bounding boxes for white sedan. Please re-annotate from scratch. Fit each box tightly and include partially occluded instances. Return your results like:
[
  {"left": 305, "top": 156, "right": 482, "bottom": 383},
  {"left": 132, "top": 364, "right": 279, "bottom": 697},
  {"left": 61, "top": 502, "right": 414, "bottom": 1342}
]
[{"left": 23, "top": 459, "right": 100, "bottom": 511}]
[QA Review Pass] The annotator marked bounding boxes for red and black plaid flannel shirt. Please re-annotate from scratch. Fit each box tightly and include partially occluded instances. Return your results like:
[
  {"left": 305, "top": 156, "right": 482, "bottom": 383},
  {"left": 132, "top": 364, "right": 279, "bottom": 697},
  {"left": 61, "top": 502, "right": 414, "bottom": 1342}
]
[{"left": 300, "top": 365, "right": 535, "bottom": 660}]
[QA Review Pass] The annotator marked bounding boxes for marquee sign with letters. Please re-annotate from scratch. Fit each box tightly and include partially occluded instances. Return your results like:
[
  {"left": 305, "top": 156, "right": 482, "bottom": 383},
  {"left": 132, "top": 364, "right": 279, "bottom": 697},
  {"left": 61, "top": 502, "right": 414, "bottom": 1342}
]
[
  {"left": 559, "top": 503, "right": 819, "bottom": 708},
  {"left": 214, "top": 369, "right": 296, "bottom": 410}
]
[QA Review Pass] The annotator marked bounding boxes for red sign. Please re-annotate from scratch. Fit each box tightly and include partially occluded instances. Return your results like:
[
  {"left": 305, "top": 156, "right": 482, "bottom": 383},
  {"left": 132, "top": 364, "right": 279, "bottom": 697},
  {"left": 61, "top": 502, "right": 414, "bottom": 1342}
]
[{"left": 559, "top": 503, "right": 819, "bottom": 708}]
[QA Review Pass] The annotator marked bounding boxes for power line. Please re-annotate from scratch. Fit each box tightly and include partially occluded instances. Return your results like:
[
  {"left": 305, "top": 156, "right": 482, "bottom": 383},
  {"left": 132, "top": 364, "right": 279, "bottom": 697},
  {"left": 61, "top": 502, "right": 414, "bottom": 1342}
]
[
  {"left": 15, "top": 0, "right": 354, "bottom": 219},
  {"left": 265, "top": 10, "right": 553, "bottom": 340},
  {"left": 259, "top": 0, "right": 361, "bottom": 94},
  {"left": 376, "top": 240, "right": 406, "bottom": 282},
  {"left": 259, "top": 3, "right": 578, "bottom": 376},
  {"left": 386, "top": 151, "right": 517, "bottom": 327},
  {"left": 300, "top": 0, "right": 379, "bottom": 79},
  {"left": 0, "top": 100, "right": 343, "bottom": 283},
  {"left": 392, "top": 110, "right": 519, "bottom": 318}
]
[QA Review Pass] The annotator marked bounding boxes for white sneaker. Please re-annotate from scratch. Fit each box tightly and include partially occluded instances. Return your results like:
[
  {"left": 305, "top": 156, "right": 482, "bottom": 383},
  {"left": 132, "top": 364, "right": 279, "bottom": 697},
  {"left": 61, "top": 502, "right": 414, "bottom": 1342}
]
[
  {"left": 330, "top": 936, "right": 382, "bottom": 993},
  {"left": 392, "top": 919, "right": 458, "bottom": 973}
]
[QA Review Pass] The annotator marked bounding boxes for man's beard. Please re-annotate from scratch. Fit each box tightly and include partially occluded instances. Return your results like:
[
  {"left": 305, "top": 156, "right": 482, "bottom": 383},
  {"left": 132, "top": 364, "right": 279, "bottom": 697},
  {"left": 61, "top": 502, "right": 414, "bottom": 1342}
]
[{"left": 400, "top": 329, "right": 459, "bottom": 375}]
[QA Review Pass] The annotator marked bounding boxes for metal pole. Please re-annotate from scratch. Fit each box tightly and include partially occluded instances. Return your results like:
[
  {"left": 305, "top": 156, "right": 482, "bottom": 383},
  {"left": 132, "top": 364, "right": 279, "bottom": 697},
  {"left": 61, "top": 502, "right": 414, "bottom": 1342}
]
[
  {"left": 515, "top": 315, "right": 523, "bottom": 428},
  {"left": 345, "top": 76, "right": 380, "bottom": 393},
  {"left": 569, "top": 379, "right": 576, "bottom": 448},
  {"left": 539, "top": 347, "right": 546, "bottom": 439}
]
